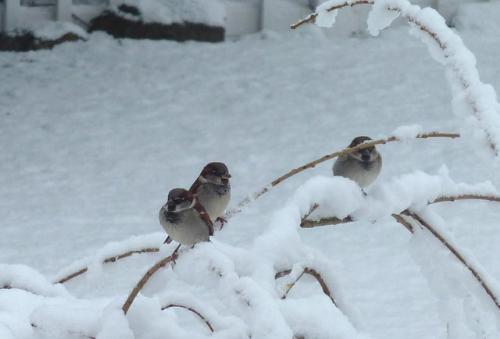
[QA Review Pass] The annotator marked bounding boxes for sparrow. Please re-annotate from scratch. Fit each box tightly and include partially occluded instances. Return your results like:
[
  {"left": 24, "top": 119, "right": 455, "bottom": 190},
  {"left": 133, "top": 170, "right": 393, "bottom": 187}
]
[
  {"left": 159, "top": 188, "right": 214, "bottom": 247},
  {"left": 333, "top": 136, "right": 382, "bottom": 188},
  {"left": 189, "top": 162, "right": 231, "bottom": 224}
]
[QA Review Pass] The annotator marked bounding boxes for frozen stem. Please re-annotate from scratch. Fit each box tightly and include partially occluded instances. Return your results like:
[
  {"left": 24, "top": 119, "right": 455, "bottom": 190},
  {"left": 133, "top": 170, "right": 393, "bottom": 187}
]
[
  {"left": 161, "top": 304, "right": 214, "bottom": 332},
  {"left": 122, "top": 245, "right": 180, "bottom": 314},
  {"left": 275, "top": 267, "right": 338, "bottom": 307},
  {"left": 431, "top": 194, "right": 500, "bottom": 204}
]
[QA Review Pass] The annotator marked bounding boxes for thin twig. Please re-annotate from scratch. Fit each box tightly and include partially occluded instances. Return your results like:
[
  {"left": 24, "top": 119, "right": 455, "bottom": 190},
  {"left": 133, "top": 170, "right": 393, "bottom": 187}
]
[
  {"left": 301, "top": 216, "right": 353, "bottom": 228},
  {"left": 161, "top": 304, "right": 214, "bottom": 332},
  {"left": 55, "top": 247, "right": 160, "bottom": 284},
  {"left": 432, "top": 194, "right": 500, "bottom": 204},
  {"left": 302, "top": 203, "right": 319, "bottom": 221},
  {"left": 122, "top": 245, "right": 180, "bottom": 314},
  {"left": 226, "top": 132, "right": 459, "bottom": 218},
  {"left": 404, "top": 211, "right": 500, "bottom": 310},
  {"left": 275, "top": 267, "right": 338, "bottom": 306}
]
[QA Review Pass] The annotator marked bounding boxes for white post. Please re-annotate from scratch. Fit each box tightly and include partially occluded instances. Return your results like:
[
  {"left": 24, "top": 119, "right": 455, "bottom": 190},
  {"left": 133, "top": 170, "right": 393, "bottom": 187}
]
[
  {"left": 4, "top": 0, "right": 20, "bottom": 32},
  {"left": 56, "top": 0, "right": 71, "bottom": 22}
]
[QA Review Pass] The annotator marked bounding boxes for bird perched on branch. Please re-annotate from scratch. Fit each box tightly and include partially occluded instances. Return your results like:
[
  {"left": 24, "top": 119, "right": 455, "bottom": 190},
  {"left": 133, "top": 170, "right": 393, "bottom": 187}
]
[
  {"left": 333, "top": 136, "right": 382, "bottom": 188},
  {"left": 159, "top": 188, "right": 214, "bottom": 246},
  {"left": 189, "top": 162, "right": 231, "bottom": 226}
]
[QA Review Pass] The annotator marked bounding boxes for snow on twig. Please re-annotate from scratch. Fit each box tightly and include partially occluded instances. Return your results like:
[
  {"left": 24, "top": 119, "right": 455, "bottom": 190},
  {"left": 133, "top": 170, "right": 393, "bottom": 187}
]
[{"left": 0, "top": 264, "right": 71, "bottom": 297}]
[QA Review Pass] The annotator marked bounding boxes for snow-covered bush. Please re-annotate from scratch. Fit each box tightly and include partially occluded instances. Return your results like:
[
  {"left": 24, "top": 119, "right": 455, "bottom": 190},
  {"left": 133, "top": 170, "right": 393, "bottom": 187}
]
[{"left": 0, "top": 21, "right": 87, "bottom": 51}]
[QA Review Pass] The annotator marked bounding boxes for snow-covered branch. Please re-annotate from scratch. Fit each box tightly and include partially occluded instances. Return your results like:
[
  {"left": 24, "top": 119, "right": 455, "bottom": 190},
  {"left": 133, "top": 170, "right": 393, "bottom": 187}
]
[
  {"left": 55, "top": 247, "right": 160, "bottom": 284},
  {"left": 291, "top": 0, "right": 500, "bottom": 155},
  {"left": 301, "top": 193, "right": 500, "bottom": 228}
]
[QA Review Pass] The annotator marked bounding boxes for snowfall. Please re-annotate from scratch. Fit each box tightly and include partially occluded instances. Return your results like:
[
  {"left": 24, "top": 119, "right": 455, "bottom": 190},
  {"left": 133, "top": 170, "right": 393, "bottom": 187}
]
[{"left": 1, "top": 1, "right": 500, "bottom": 338}]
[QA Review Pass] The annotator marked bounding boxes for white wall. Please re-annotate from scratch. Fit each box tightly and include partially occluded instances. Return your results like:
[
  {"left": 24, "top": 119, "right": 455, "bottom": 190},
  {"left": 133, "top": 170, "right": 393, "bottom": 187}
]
[{"left": 224, "top": 0, "right": 261, "bottom": 36}]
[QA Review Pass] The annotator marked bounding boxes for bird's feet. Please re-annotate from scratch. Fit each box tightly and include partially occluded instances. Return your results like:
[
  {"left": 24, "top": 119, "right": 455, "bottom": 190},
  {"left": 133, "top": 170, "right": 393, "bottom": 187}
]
[
  {"left": 170, "top": 244, "right": 181, "bottom": 268},
  {"left": 215, "top": 217, "right": 227, "bottom": 230}
]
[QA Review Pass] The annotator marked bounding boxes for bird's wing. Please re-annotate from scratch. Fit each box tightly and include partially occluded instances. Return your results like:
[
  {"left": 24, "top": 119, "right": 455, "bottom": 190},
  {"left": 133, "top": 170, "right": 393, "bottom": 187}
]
[
  {"left": 189, "top": 177, "right": 202, "bottom": 193},
  {"left": 193, "top": 201, "right": 214, "bottom": 236}
]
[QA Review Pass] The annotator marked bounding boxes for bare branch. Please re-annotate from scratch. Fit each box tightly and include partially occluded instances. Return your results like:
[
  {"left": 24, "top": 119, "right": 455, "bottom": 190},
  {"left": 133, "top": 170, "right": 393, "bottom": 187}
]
[
  {"left": 161, "top": 304, "right": 214, "bottom": 332},
  {"left": 431, "top": 194, "right": 500, "bottom": 204},
  {"left": 301, "top": 216, "right": 353, "bottom": 228},
  {"left": 122, "top": 245, "right": 180, "bottom": 314},
  {"left": 275, "top": 267, "right": 338, "bottom": 306},
  {"left": 226, "top": 132, "right": 459, "bottom": 218},
  {"left": 55, "top": 247, "right": 160, "bottom": 284}
]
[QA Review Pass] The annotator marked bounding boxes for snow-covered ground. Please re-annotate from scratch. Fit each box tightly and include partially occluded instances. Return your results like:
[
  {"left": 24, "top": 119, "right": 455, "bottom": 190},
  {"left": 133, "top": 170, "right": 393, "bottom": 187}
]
[{"left": 1, "top": 4, "right": 500, "bottom": 338}]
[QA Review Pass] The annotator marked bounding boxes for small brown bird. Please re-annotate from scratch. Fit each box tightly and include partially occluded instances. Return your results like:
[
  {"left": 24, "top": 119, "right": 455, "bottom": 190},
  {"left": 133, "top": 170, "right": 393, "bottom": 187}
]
[
  {"left": 189, "top": 162, "right": 231, "bottom": 224},
  {"left": 159, "top": 188, "right": 213, "bottom": 246},
  {"left": 333, "top": 136, "right": 382, "bottom": 188}
]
